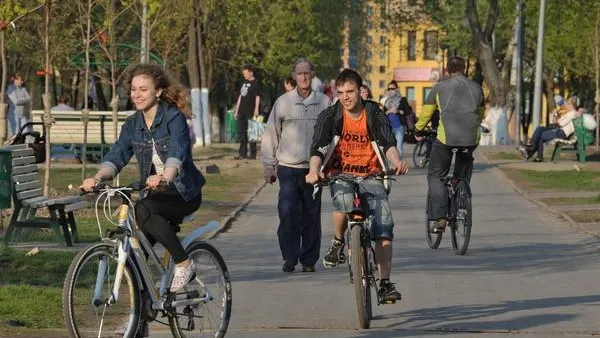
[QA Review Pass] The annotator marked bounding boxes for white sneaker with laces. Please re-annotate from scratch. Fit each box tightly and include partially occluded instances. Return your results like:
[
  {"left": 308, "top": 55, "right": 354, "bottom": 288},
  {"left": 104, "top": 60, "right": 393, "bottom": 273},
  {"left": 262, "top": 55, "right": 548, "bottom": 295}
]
[{"left": 170, "top": 261, "right": 196, "bottom": 292}]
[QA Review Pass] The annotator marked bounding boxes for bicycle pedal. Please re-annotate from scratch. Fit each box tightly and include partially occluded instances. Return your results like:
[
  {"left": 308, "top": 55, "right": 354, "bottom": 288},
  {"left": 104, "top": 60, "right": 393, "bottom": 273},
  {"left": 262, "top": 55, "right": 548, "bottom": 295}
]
[{"left": 382, "top": 300, "right": 396, "bottom": 305}]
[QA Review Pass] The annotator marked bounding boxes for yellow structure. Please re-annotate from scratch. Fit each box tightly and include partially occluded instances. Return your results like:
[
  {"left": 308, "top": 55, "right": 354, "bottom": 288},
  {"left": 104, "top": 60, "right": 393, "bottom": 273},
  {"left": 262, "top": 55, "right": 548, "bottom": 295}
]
[{"left": 342, "top": 1, "right": 443, "bottom": 116}]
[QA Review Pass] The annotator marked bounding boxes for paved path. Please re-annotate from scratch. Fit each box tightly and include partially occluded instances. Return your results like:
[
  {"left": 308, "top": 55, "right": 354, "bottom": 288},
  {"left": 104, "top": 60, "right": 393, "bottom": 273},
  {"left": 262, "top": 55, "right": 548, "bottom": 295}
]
[{"left": 148, "top": 145, "right": 600, "bottom": 338}]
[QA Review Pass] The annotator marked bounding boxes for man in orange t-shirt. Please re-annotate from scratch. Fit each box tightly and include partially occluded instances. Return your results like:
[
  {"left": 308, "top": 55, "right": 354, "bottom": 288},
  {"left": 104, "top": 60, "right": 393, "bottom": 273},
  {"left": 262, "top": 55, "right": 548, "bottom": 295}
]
[{"left": 306, "top": 69, "right": 409, "bottom": 303}]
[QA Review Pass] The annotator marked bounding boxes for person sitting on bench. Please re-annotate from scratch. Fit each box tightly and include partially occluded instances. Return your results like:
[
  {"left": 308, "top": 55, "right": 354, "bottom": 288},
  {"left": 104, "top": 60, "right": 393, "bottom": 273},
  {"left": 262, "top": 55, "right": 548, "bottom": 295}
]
[{"left": 519, "top": 96, "right": 582, "bottom": 162}]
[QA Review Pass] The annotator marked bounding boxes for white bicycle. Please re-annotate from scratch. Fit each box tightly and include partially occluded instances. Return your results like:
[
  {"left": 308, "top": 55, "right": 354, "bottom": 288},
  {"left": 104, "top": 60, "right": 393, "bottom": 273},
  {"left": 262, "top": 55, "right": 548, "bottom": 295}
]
[{"left": 62, "top": 183, "right": 232, "bottom": 338}]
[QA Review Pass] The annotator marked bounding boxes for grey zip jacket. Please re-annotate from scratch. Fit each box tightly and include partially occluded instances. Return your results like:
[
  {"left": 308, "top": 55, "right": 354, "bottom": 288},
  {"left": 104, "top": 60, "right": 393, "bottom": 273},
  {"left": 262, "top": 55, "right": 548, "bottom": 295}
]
[{"left": 262, "top": 89, "right": 331, "bottom": 168}]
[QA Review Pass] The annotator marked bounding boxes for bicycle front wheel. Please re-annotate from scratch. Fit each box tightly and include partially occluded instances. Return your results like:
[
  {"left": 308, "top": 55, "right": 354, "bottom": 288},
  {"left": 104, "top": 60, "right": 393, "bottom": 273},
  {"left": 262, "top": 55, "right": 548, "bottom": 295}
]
[
  {"left": 412, "top": 140, "right": 428, "bottom": 169},
  {"left": 169, "top": 241, "right": 232, "bottom": 338},
  {"left": 63, "top": 241, "right": 142, "bottom": 338},
  {"left": 350, "top": 224, "right": 372, "bottom": 329},
  {"left": 425, "top": 193, "right": 443, "bottom": 249},
  {"left": 451, "top": 180, "right": 472, "bottom": 255}
]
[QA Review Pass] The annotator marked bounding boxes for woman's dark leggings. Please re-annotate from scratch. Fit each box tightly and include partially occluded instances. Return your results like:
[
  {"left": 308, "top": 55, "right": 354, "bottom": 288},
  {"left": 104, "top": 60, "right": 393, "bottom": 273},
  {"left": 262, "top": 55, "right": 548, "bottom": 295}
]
[{"left": 134, "top": 188, "right": 202, "bottom": 264}]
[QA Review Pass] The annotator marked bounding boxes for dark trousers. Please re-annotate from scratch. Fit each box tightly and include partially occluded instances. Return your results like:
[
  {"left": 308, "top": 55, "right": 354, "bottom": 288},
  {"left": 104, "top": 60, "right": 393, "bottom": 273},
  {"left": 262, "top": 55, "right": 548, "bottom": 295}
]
[
  {"left": 237, "top": 116, "right": 257, "bottom": 158},
  {"left": 277, "top": 166, "right": 322, "bottom": 266},
  {"left": 530, "top": 126, "right": 566, "bottom": 158},
  {"left": 427, "top": 140, "right": 476, "bottom": 221},
  {"left": 135, "top": 188, "right": 202, "bottom": 263}
]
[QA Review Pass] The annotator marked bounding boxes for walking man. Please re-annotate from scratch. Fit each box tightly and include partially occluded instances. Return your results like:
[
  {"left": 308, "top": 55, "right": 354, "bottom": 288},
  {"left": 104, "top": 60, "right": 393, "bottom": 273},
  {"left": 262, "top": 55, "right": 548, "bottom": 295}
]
[
  {"left": 234, "top": 64, "right": 261, "bottom": 159},
  {"left": 261, "top": 58, "right": 331, "bottom": 273}
]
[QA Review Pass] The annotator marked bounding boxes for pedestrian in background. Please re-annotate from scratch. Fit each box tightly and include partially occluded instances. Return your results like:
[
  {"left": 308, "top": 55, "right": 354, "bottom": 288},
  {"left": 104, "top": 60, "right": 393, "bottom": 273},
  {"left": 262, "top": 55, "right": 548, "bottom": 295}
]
[
  {"left": 234, "top": 64, "right": 261, "bottom": 159},
  {"left": 261, "top": 57, "right": 331, "bottom": 273},
  {"left": 7, "top": 73, "right": 32, "bottom": 136}
]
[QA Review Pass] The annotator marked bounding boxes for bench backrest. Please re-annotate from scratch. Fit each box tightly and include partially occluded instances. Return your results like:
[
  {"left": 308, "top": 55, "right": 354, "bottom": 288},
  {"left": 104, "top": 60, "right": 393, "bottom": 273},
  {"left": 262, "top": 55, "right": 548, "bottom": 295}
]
[
  {"left": 31, "top": 110, "right": 131, "bottom": 144},
  {"left": 4, "top": 144, "right": 43, "bottom": 204}
]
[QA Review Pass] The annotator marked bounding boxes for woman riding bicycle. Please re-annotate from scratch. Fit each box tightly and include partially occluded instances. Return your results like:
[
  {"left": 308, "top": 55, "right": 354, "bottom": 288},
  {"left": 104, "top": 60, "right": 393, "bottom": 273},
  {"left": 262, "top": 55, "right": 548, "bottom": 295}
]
[{"left": 81, "top": 63, "right": 205, "bottom": 292}]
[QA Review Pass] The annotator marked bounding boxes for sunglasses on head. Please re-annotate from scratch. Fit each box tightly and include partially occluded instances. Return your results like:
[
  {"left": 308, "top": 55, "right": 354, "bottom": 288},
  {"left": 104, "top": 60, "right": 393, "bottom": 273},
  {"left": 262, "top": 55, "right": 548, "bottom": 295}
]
[{"left": 387, "top": 87, "right": 397, "bottom": 90}]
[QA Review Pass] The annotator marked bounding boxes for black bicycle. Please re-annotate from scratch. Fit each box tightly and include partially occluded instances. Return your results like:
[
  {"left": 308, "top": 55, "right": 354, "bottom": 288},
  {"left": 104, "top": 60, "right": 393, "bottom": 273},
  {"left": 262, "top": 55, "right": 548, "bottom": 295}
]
[
  {"left": 315, "top": 172, "right": 394, "bottom": 329},
  {"left": 412, "top": 129, "right": 436, "bottom": 169},
  {"left": 425, "top": 147, "right": 473, "bottom": 255}
]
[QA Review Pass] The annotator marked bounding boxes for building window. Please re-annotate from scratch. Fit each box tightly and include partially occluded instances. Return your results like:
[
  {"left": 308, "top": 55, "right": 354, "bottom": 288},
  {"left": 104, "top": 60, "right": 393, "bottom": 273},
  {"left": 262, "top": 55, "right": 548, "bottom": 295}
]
[
  {"left": 380, "top": 21, "right": 386, "bottom": 29},
  {"left": 379, "top": 80, "right": 385, "bottom": 89},
  {"left": 424, "top": 30, "right": 439, "bottom": 60},
  {"left": 365, "top": 80, "right": 371, "bottom": 88},
  {"left": 379, "top": 51, "right": 385, "bottom": 59},
  {"left": 379, "top": 66, "right": 386, "bottom": 73},
  {"left": 406, "top": 87, "right": 415, "bottom": 102},
  {"left": 423, "top": 87, "right": 432, "bottom": 103},
  {"left": 366, "top": 6, "right": 373, "bottom": 16},
  {"left": 367, "top": 65, "right": 372, "bottom": 73},
  {"left": 367, "top": 35, "right": 372, "bottom": 44},
  {"left": 407, "top": 31, "right": 416, "bottom": 61},
  {"left": 367, "top": 22, "right": 372, "bottom": 29},
  {"left": 367, "top": 51, "right": 372, "bottom": 59},
  {"left": 380, "top": 36, "right": 386, "bottom": 45}
]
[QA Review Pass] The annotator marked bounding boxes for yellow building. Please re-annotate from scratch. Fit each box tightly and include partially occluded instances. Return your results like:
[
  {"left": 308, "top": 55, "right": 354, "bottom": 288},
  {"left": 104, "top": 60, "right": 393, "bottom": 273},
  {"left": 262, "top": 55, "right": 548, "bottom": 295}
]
[{"left": 354, "top": 2, "right": 444, "bottom": 116}]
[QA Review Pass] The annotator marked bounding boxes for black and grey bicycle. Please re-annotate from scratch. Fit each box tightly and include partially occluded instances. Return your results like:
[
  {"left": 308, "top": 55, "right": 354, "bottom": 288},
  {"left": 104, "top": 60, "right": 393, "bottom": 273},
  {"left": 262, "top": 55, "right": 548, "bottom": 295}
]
[
  {"left": 62, "top": 183, "right": 232, "bottom": 338},
  {"left": 315, "top": 172, "right": 395, "bottom": 330},
  {"left": 412, "top": 128, "right": 436, "bottom": 169},
  {"left": 425, "top": 147, "right": 473, "bottom": 255}
]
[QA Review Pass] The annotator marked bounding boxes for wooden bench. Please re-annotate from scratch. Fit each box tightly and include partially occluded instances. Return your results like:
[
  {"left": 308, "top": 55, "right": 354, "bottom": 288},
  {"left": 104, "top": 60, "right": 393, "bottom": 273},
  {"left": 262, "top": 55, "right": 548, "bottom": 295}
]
[
  {"left": 31, "top": 110, "right": 131, "bottom": 162},
  {"left": 2, "top": 144, "right": 89, "bottom": 247},
  {"left": 545, "top": 116, "right": 591, "bottom": 164}
]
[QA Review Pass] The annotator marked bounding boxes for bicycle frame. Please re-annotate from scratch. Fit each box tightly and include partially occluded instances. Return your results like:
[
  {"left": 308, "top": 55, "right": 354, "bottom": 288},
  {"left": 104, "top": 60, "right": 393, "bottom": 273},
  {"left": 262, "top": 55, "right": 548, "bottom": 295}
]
[{"left": 91, "top": 187, "right": 220, "bottom": 312}]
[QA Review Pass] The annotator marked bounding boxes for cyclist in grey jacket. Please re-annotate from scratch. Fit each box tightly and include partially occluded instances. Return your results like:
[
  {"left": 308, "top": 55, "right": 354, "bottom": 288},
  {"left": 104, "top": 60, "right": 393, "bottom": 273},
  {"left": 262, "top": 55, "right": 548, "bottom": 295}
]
[{"left": 261, "top": 58, "right": 331, "bottom": 273}]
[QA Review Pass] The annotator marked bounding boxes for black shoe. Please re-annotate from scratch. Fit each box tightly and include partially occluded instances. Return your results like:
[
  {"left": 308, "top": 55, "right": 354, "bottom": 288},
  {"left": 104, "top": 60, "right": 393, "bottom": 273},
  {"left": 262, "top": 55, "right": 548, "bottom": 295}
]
[
  {"left": 234, "top": 155, "right": 248, "bottom": 160},
  {"left": 323, "top": 238, "right": 346, "bottom": 268},
  {"left": 302, "top": 265, "right": 315, "bottom": 272},
  {"left": 282, "top": 260, "right": 296, "bottom": 273},
  {"left": 378, "top": 280, "right": 402, "bottom": 303}
]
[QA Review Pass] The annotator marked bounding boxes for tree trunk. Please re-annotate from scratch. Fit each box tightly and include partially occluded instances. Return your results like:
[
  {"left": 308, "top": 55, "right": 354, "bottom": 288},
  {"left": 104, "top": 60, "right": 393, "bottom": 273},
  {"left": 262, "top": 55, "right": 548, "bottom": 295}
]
[
  {"left": 0, "top": 30, "right": 8, "bottom": 144},
  {"left": 466, "top": 0, "right": 508, "bottom": 144},
  {"left": 197, "top": 9, "right": 211, "bottom": 146},
  {"left": 43, "top": 1, "right": 53, "bottom": 196},
  {"left": 187, "top": 18, "right": 203, "bottom": 146}
]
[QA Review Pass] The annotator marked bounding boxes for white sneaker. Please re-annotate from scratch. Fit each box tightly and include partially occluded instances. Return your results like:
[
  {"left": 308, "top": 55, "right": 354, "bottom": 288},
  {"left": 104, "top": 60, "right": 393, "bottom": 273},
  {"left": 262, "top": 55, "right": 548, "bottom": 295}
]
[{"left": 170, "top": 261, "right": 196, "bottom": 292}]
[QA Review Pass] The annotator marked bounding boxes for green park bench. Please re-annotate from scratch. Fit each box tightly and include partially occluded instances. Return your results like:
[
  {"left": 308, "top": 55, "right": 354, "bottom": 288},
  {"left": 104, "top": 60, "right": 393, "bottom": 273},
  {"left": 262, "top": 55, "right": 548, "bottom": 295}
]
[
  {"left": 543, "top": 116, "right": 594, "bottom": 164},
  {"left": 0, "top": 144, "right": 88, "bottom": 247}
]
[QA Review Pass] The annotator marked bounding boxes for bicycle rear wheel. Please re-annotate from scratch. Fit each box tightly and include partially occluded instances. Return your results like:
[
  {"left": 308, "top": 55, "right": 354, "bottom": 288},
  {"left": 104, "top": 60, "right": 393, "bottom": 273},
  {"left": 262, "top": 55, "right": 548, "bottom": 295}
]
[
  {"left": 63, "top": 241, "right": 141, "bottom": 338},
  {"left": 169, "top": 241, "right": 232, "bottom": 338},
  {"left": 350, "top": 224, "right": 372, "bottom": 329},
  {"left": 451, "top": 180, "right": 472, "bottom": 255},
  {"left": 412, "top": 139, "right": 428, "bottom": 168},
  {"left": 425, "top": 193, "right": 443, "bottom": 249}
]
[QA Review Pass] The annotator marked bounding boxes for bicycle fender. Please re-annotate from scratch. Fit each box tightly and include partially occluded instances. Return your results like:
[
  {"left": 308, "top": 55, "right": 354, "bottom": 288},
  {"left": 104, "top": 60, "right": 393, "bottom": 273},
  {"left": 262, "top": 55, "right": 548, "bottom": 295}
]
[{"left": 180, "top": 220, "right": 220, "bottom": 249}]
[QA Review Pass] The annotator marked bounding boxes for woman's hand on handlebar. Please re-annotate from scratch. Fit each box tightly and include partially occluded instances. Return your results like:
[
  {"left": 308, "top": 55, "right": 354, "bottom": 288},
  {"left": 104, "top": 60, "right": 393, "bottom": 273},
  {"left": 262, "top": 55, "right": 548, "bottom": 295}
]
[
  {"left": 81, "top": 178, "right": 99, "bottom": 192},
  {"left": 146, "top": 175, "right": 167, "bottom": 190}
]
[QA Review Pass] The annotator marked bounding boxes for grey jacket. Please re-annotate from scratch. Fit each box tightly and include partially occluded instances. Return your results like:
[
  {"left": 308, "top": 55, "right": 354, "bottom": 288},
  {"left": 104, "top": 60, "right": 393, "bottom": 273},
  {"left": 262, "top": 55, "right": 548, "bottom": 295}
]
[{"left": 261, "top": 89, "right": 331, "bottom": 168}]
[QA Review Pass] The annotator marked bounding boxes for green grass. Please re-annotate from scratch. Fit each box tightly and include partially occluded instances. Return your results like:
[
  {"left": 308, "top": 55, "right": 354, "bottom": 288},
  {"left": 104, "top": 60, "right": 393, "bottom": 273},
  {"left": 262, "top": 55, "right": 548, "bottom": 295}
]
[
  {"left": 0, "top": 248, "right": 75, "bottom": 287},
  {"left": 0, "top": 285, "right": 63, "bottom": 329},
  {"left": 40, "top": 167, "right": 139, "bottom": 196},
  {"left": 484, "top": 151, "right": 522, "bottom": 160},
  {"left": 0, "top": 249, "right": 75, "bottom": 328},
  {"left": 540, "top": 195, "right": 600, "bottom": 206},
  {"left": 501, "top": 168, "right": 600, "bottom": 191}
]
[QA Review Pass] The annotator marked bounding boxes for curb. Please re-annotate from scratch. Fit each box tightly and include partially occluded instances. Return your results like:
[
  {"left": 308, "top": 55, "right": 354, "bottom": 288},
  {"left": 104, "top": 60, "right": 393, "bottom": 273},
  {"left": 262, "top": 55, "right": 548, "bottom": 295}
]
[
  {"left": 476, "top": 150, "right": 600, "bottom": 239},
  {"left": 207, "top": 181, "right": 267, "bottom": 240}
]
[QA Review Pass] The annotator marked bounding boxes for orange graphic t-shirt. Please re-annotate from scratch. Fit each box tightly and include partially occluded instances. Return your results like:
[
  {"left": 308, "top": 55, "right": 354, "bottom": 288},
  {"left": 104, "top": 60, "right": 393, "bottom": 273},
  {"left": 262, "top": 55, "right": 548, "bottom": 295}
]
[{"left": 328, "top": 109, "right": 381, "bottom": 177}]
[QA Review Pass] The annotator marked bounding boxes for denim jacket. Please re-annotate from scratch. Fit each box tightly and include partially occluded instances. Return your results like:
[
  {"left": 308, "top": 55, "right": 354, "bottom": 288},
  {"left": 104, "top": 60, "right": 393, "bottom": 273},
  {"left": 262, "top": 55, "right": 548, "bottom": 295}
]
[{"left": 100, "top": 103, "right": 205, "bottom": 201}]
